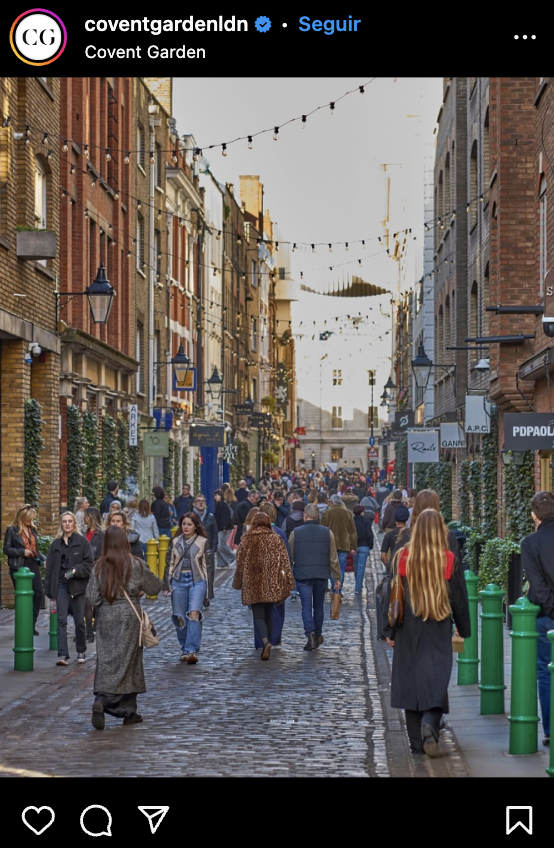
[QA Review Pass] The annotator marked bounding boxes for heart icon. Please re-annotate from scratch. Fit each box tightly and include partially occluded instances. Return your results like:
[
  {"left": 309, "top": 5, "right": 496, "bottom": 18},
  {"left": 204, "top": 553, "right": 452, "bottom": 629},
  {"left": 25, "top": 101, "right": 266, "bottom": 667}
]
[{"left": 22, "top": 806, "right": 55, "bottom": 835}]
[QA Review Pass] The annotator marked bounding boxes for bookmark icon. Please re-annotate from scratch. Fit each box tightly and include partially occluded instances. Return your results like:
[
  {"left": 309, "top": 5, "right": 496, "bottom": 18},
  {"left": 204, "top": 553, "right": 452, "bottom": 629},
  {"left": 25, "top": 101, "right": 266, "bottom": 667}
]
[{"left": 138, "top": 807, "right": 169, "bottom": 835}]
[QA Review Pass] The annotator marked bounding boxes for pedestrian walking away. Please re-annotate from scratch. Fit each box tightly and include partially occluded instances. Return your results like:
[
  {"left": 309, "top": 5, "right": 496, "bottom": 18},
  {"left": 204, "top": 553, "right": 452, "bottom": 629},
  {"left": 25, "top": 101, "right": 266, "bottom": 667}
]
[
  {"left": 83, "top": 507, "right": 104, "bottom": 642},
  {"left": 232, "top": 513, "right": 295, "bottom": 661},
  {"left": 321, "top": 494, "right": 357, "bottom": 592},
  {"left": 352, "top": 504, "right": 374, "bottom": 595},
  {"left": 132, "top": 499, "right": 160, "bottom": 556},
  {"left": 520, "top": 490, "right": 554, "bottom": 747},
  {"left": 254, "top": 502, "right": 292, "bottom": 648},
  {"left": 214, "top": 488, "right": 236, "bottom": 568},
  {"left": 44, "top": 511, "right": 94, "bottom": 666},
  {"left": 4, "top": 504, "right": 45, "bottom": 636},
  {"left": 86, "top": 525, "right": 162, "bottom": 729},
  {"left": 163, "top": 512, "right": 210, "bottom": 664},
  {"left": 151, "top": 486, "right": 173, "bottom": 538},
  {"left": 383, "top": 509, "right": 470, "bottom": 757},
  {"left": 289, "top": 503, "right": 341, "bottom": 651}
]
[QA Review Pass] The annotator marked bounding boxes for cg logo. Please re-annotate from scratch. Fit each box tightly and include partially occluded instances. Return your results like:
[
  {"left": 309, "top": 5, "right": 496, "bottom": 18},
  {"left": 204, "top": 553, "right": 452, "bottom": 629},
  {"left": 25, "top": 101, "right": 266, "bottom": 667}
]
[{"left": 10, "top": 10, "right": 67, "bottom": 66}]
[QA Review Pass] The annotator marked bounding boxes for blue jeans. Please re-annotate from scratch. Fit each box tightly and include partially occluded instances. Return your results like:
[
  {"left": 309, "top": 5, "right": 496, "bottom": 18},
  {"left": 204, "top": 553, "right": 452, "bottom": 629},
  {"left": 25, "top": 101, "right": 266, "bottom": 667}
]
[
  {"left": 537, "top": 615, "right": 554, "bottom": 737},
  {"left": 170, "top": 572, "right": 207, "bottom": 655},
  {"left": 329, "top": 551, "right": 348, "bottom": 591},
  {"left": 159, "top": 528, "right": 172, "bottom": 538},
  {"left": 354, "top": 546, "right": 370, "bottom": 594},
  {"left": 297, "top": 578, "right": 327, "bottom": 636}
]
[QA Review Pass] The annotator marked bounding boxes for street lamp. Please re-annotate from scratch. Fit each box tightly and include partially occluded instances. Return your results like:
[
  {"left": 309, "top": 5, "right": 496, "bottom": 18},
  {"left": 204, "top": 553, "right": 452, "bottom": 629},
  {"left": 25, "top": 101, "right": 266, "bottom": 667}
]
[
  {"left": 501, "top": 449, "right": 526, "bottom": 467},
  {"left": 55, "top": 263, "right": 116, "bottom": 329},
  {"left": 380, "top": 390, "right": 389, "bottom": 409},
  {"left": 411, "top": 343, "right": 433, "bottom": 390},
  {"left": 171, "top": 344, "right": 191, "bottom": 385},
  {"left": 206, "top": 366, "right": 223, "bottom": 402},
  {"left": 384, "top": 375, "right": 397, "bottom": 399}
]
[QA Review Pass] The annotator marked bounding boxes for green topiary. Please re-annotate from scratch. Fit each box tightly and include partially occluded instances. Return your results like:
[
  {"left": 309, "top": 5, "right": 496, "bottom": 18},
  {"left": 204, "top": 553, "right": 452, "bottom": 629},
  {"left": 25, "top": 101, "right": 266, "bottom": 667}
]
[
  {"left": 503, "top": 450, "right": 535, "bottom": 543},
  {"left": 101, "top": 415, "right": 117, "bottom": 494},
  {"left": 478, "top": 537, "right": 520, "bottom": 593},
  {"left": 66, "top": 405, "right": 83, "bottom": 507},
  {"left": 459, "top": 459, "right": 470, "bottom": 526},
  {"left": 82, "top": 411, "right": 100, "bottom": 507},
  {"left": 481, "top": 408, "right": 498, "bottom": 537},
  {"left": 24, "top": 398, "right": 44, "bottom": 508}
]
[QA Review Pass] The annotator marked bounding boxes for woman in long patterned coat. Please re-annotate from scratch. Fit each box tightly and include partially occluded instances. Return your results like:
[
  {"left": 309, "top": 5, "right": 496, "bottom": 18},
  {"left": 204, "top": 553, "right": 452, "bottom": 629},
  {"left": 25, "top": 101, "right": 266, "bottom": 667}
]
[
  {"left": 85, "top": 525, "right": 162, "bottom": 730},
  {"left": 233, "top": 513, "right": 295, "bottom": 661}
]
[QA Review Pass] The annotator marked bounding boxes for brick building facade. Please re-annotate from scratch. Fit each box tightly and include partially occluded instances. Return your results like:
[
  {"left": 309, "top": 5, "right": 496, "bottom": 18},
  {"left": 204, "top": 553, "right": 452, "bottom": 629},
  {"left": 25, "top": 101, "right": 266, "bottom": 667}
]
[{"left": 0, "top": 77, "right": 62, "bottom": 605}]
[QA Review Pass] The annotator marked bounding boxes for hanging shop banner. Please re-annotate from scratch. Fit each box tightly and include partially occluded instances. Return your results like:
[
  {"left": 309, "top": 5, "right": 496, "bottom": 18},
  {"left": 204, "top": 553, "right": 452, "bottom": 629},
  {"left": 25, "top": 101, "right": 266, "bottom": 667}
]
[
  {"left": 407, "top": 429, "right": 439, "bottom": 463},
  {"left": 504, "top": 413, "right": 554, "bottom": 450},
  {"left": 222, "top": 444, "right": 238, "bottom": 464},
  {"left": 189, "top": 424, "right": 225, "bottom": 447},
  {"left": 173, "top": 367, "right": 197, "bottom": 392},
  {"left": 440, "top": 423, "right": 466, "bottom": 449},
  {"left": 464, "top": 395, "right": 491, "bottom": 433},
  {"left": 128, "top": 404, "right": 138, "bottom": 446},
  {"left": 276, "top": 380, "right": 288, "bottom": 411},
  {"left": 143, "top": 432, "right": 169, "bottom": 457},
  {"left": 394, "top": 410, "right": 415, "bottom": 434}
]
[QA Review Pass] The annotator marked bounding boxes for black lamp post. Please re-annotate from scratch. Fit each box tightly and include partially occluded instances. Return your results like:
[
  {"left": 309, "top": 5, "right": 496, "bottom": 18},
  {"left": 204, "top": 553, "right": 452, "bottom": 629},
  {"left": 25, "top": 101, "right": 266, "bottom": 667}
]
[
  {"left": 206, "top": 366, "right": 223, "bottom": 402},
  {"left": 171, "top": 344, "right": 191, "bottom": 385},
  {"left": 411, "top": 343, "right": 433, "bottom": 390}
]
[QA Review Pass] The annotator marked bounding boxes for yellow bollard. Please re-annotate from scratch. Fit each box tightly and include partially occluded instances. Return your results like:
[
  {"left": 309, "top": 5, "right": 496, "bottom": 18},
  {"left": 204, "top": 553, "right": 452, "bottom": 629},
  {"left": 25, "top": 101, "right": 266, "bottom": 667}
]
[
  {"left": 146, "top": 538, "right": 159, "bottom": 598},
  {"left": 171, "top": 524, "right": 178, "bottom": 537},
  {"left": 157, "top": 534, "right": 171, "bottom": 582}
]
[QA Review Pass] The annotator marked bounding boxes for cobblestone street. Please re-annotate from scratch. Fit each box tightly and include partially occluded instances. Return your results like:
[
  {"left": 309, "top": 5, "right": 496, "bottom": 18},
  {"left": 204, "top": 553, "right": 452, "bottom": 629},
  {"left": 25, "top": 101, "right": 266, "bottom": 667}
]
[{"left": 0, "top": 551, "right": 470, "bottom": 778}]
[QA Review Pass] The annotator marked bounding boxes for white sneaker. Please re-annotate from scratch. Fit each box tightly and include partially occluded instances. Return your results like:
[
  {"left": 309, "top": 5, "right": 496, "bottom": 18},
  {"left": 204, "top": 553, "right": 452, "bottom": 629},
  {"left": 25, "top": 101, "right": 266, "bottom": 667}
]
[
  {"left": 77, "top": 653, "right": 87, "bottom": 664},
  {"left": 56, "top": 656, "right": 69, "bottom": 666}
]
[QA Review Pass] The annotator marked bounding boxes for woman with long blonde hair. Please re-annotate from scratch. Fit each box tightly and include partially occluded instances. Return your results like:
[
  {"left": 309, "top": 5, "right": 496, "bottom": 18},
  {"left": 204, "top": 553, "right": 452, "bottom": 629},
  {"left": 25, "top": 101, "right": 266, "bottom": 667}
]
[
  {"left": 4, "top": 505, "right": 44, "bottom": 635},
  {"left": 385, "top": 509, "right": 470, "bottom": 757}
]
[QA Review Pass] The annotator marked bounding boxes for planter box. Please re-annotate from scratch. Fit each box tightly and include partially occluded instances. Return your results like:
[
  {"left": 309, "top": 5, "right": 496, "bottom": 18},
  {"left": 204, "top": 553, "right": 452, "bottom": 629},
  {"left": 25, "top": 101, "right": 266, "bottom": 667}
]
[{"left": 17, "top": 230, "right": 57, "bottom": 260}]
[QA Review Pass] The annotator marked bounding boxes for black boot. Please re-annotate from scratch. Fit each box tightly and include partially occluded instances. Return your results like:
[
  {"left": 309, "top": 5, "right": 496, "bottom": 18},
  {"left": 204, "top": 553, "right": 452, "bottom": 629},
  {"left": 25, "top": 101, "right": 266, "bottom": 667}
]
[{"left": 303, "top": 633, "right": 317, "bottom": 651}]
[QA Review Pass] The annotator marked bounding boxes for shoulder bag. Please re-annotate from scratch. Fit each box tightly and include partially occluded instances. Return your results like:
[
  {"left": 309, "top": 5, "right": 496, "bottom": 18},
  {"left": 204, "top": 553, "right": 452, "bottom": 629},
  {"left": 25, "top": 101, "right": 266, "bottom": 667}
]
[
  {"left": 387, "top": 550, "right": 405, "bottom": 628},
  {"left": 122, "top": 589, "right": 159, "bottom": 648}
]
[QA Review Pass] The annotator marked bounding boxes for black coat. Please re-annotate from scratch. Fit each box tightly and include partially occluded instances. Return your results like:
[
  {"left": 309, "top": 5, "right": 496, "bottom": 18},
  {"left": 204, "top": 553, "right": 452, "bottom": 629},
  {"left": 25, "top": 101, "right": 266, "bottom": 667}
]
[
  {"left": 151, "top": 497, "right": 171, "bottom": 530},
  {"left": 99, "top": 492, "right": 118, "bottom": 516},
  {"left": 353, "top": 514, "right": 374, "bottom": 549},
  {"left": 274, "top": 501, "right": 291, "bottom": 529},
  {"left": 127, "top": 530, "right": 143, "bottom": 558},
  {"left": 3, "top": 525, "right": 42, "bottom": 572},
  {"left": 86, "top": 528, "right": 104, "bottom": 561},
  {"left": 214, "top": 500, "right": 233, "bottom": 532},
  {"left": 234, "top": 499, "right": 255, "bottom": 544},
  {"left": 174, "top": 494, "right": 194, "bottom": 518},
  {"left": 387, "top": 558, "right": 471, "bottom": 713},
  {"left": 44, "top": 533, "right": 94, "bottom": 599},
  {"left": 520, "top": 517, "right": 554, "bottom": 619},
  {"left": 194, "top": 510, "right": 218, "bottom": 551}
]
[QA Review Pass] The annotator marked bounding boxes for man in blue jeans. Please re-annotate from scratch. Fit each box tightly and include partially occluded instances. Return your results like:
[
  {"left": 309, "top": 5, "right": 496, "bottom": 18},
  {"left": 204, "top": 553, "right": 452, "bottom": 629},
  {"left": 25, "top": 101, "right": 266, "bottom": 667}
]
[
  {"left": 520, "top": 490, "right": 554, "bottom": 747},
  {"left": 289, "top": 504, "right": 341, "bottom": 651}
]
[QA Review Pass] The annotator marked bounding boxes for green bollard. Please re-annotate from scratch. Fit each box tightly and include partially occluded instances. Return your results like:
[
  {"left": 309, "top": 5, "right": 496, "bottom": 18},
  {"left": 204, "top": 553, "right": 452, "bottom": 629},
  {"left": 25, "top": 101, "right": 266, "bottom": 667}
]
[
  {"left": 546, "top": 630, "right": 554, "bottom": 777},
  {"left": 13, "top": 567, "right": 35, "bottom": 672},
  {"left": 458, "top": 570, "right": 479, "bottom": 685},
  {"left": 508, "top": 596, "right": 540, "bottom": 754},
  {"left": 48, "top": 598, "right": 58, "bottom": 652},
  {"left": 479, "top": 583, "right": 506, "bottom": 715}
]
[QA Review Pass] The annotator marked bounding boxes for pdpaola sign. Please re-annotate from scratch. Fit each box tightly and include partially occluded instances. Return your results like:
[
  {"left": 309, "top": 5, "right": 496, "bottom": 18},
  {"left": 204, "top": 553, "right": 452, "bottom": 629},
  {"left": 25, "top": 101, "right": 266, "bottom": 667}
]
[
  {"left": 440, "top": 423, "right": 466, "bottom": 449},
  {"left": 504, "top": 413, "right": 554, "bottom": 450}
]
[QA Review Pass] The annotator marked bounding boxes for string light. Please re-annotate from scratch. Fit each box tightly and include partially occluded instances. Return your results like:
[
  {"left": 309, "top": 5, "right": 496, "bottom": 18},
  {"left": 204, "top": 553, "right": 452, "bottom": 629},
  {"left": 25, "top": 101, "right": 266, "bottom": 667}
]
[
  {"left": 114, "top": 190, "right": 119, "bottom": 200},
  {"left": 105, "top": 149, "right": 111, "bottom": 161},
  {"left": 237, "top": 236, "right": 242, "bottom": 245},
  {"left": 248, "top": 136, "right": 253, "bottom": 150},
  {"left": 124, "top": 151, "right": 130, "bottom": 164},
  {"left": 292, "top": 243, "right": 297, "bottom": 252},
  {"left": 84, "top": 145, "right": 89, "bottom": 159},
  {"left": 345, "top": 242, "right": 349, "bottom": 251},
  {"left": 311, "top": 245, "right": 315, "bottom": 253},
  {"left": 328, "top": 244, "right": 333, "bottom": 253},
  {"left": 193, "top": 148, "right": 200, "bottom": 161},
  {"left": 301, "top": 115, "right": 307, "bottom": 130},
  {"left": 216, "top": 231, "right": 221, "bottom": 240},
  {"left": 84, "top": 208, "right": 89, "bottom": 219},
  {"left": 479, "top": 194, "right": 484, "bottom": 202},
  {"left": 91, "top": 177, "right": 96, "bottom": 187},
  {"left": 149, "top": 151, "right": 155, "bottom": 165},
  {"left": 2, "top": 115, "right": 11, "bottom": 127},
  {"left": 172, "top": 150, "right": 178, "bottom": 163},
  {"left": 329, "top": 102, "right": 335, "bottom": 115},
  {"left": 42, "top": 132, "right": 48, "bottom": 144},
  {"left": 222, "top": 143, "right": 227, "bottom": 157},
  {"left": 273, "top": 127, "right": 279, "bottom": 141},
  {"left": 137, "top": 199, "right": 142, "bottom": 210},
  {"left": 157, "top": 209, "right": 162, "bottom": 218},
  {"left": 466, "top": 201, "right": 470, "bottom": 213},
  {"left": 46, "top": 150, "right": 52, "bottom": 160},
  {"left": 62, "top": 140, "right": 68, "bottom": 152}
]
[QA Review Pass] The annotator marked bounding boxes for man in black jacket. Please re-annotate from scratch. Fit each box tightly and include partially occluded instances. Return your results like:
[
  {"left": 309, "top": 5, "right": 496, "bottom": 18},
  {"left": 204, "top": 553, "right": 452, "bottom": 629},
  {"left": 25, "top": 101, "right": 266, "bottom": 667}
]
[
  {"left": 193, "top": 494, "right": 218, "bottom": 606},
  {"left": 234, "top": 490, "right": 259, "bottom": 544},
  {"left": 213, "top": 489, "right": 235, "bottom": 568},
  {"left": 520, "top": 491, "right": 554, "bottom": 747},
  {"left": 289, "top": 504, "right": 341, "bottom": 651},
  {"left": 174, "top": 484, "right": 194, "bottom": 518},
  {"left": 99, "top": 480, "right": 119, "bottom": 516}
]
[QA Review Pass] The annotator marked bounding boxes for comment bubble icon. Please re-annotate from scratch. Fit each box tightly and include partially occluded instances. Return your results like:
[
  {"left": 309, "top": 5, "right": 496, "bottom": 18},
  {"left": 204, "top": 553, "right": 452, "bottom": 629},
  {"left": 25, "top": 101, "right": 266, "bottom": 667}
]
[{"left": 80, "top": 805, "right": 112, "bottom": 837}]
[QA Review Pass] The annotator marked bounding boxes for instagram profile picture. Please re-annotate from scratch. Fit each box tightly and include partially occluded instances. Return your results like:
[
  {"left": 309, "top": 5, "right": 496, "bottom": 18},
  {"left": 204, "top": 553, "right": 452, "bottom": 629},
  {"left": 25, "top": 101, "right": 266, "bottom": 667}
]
[{"left": 10, "top": 10, "right": 67, "bottom": 66}]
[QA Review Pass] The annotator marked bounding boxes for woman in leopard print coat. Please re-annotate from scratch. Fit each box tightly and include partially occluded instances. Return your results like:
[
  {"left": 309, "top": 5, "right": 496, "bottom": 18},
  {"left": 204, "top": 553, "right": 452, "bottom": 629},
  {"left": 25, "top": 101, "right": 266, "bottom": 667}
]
[{"left": 233, "top": 513, "right": 295, "bottom": 659}]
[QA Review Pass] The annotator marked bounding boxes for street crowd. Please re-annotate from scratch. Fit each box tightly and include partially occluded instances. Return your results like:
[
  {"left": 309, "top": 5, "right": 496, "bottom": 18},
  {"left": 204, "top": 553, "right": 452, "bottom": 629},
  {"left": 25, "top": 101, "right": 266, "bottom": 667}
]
[{"left": 3, "top": 464, "right": 552, "bottom": 755}]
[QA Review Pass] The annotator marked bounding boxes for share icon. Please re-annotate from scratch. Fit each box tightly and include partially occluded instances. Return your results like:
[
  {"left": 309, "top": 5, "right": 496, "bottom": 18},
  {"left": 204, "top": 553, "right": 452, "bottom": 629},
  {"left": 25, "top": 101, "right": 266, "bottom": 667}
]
[{"left": 138, "top": 806, "right": 170, "bottom": 834}]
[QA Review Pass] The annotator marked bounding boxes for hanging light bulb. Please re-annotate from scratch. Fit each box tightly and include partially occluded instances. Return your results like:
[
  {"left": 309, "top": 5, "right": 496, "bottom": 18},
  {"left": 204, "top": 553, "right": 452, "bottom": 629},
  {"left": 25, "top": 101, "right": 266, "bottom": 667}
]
[
  {"left": 359, "top": 85, "right": 365, "bottom": 94},
  {"left": 362, "top": 240, "right": 366, "bottom": 248},
  {"left": 84, "top": 208, "right": 89, "bottom": 219},
  {"left": 124, "top": 151, "right": 130, "bottom": 164},
  {"left": 42, "top": 132, "right": 48, "bottom": 144},
  {"left": 300, "top": 272, "right": 304, "bottom": 279},
  {"left": 84, "top": 145, "right": 89, "bottom": 159},
  {"left": 358, "top": 259, "right": 363, "bottom": 266},
  {"left": 273, "top": 126, "right": 279, "bottom": 141},
  {"left": 114, "top": 190, "right": 119, "bottom": 200},
  {"left": 157, "top": 209, "right": 162, "bottom": 218},
  {"left": 222, "top": 143, "right": 227, "bottom": 157},
  {"left": 216, "top": 231, "right": 221, "bottom": 240},
  {"left": 311, "top": 244, "right": 315, "bottom": 253},
  {"left": 70, "top": 165, "right": 76, "bottom": 175},
  {"left": 137, "top": 199, "right": 142, "bottom": 210},
  {"left": 149, "top": 151, "right": 155, "bottom": 165},
  {"left": 91, "top": 177, "right": 96, "bottom": 188},
  {"left": 466, "top": 201, "right": 470, "bottom": 213},
  {"left": 248, "top": 135, "right": 253, "bottom": 149},
  {"left": 425, "top": 223, "right": 430, "bottom": 231},
  {"left": 292, "top": 243, "right": 297, "bottom": 252},
  {"left": 451, "top": 210, "right": 457, "bottom": 220},
  {"left": 46, "top": 150, "right": 52, "bottom": 160},
  {"left": 62, "top": 139, "right": 68, "bottom": 152},
  {"left": 329, "top": 102, "right": 335, "bottom": 115},
  {"left": 328, "top": 244, "right": 333, "bottom": 253},
  {"left": 345, "top": 242, "right": 349, "bottom": 251},
  {"left": 2, "top": 115, "right": 11, "bottom": 128},
  {"left": 301, "top": 115, "right": 307, "bottom": 130},
  {"left": 479, "top": 194, "right": 484, "bottom": 202},
  {"left": 172, "top": 150, "right": 178, "bottom": 164},
  {"left": 213, "top": 267, "right": 217, "bottom": 277},
  {"left": 105, "top": 149, "right": 111, "bottom": 161}
]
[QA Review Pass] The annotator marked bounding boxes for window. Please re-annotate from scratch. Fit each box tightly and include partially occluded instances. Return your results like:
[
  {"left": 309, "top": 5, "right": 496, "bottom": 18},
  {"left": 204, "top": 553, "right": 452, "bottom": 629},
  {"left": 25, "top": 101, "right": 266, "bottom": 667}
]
[
  {"left": 331, "top": 447, "right": 343, "bottom": 461},
  {"left": 279, "top": 267, "right": 286, "bottom": 280},
  {"left": 136, "top": 323, "right": 144, "bottom": 393},
  {"left": 137, "top": 216, "right": 145, "bottom": 271},
  {"left": 34, "top": 158, "right": 47, "bottom": 228},
  {"left": 332, "top": 406, "right": 343, "bottom": 428},
  {"left": 367, "top": 407, "right": 378, "bottom": 429},
  {"left": 470, "top": 140, "right": 478, "bottom": 230},
  {"left": 251, "top": 259, "right": 257, "bottom": 288},
  {"left": 368, "top": 370, "right": 375, "bottom": 386},
  {"left": 155, "top": 229, "right": 161, "bottom": 278},
  {"left": 137, "top": 125, "right": 145, "bottom": 170},
  {"left": 251, "top": 318, "right": 257, "bottom": 351},
  {"left": 333, "top": 369, "right": 342, "bottom": 386},
  {"left": 540, "top": 176, "right": 547, "bottom": 295}
]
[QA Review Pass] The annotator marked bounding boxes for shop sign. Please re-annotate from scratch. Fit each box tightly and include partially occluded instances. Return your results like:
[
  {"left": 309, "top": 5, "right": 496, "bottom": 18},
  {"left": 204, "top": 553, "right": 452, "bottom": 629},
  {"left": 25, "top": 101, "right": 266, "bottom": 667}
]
[
  {"left": 143, "top": 432, "right": 169, "bottom": 457},
  {"left": 189, "top": 424, "right": 225, "bottom": 447},
  {"left": 440, "top": 423, "right": 466, "bottom": 448},
  {"left": 128, "top": 404, "right": 138, "bottom": 446},
  {"left": 504, "top": 413, "right": 554, "bottom": 450},
  {"left": 465, "top": 395, "right": 491, "bottom": 433},
  {"left": 407, "top": 429, "right": 439, "bottom": 463}
]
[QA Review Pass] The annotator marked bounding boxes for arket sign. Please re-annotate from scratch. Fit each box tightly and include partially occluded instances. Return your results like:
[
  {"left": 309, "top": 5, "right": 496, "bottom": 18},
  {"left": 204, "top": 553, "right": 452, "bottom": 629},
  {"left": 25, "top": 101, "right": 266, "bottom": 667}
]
[{"left": 504, "top": 413, "right": 554, "bottom": 450}]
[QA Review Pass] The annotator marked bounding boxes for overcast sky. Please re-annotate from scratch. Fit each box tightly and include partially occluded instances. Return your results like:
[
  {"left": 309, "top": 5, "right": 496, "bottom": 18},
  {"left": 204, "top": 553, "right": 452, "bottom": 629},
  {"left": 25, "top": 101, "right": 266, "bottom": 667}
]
[{"left": 173, "top": 78, "right": 442, "bottom": 406}]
